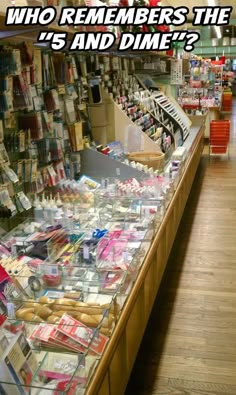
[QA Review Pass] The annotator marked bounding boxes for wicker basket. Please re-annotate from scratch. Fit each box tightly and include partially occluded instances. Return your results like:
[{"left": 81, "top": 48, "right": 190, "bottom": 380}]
[{"left": 127, "top": 151, "right": 165, "bottom": 171}]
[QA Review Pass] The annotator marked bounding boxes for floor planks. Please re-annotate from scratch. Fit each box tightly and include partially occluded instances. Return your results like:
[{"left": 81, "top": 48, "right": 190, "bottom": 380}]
[{"left": 125, "top": 104, "right": 236, "bottom": 395}]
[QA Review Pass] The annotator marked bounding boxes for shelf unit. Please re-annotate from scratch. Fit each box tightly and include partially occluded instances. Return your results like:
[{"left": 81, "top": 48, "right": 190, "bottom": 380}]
[
  {"left": 152, "top": 91, "right": 191, "bottom": 142},
  {"left": 90, "top": 79, "right": 191, "bottom": 158}
]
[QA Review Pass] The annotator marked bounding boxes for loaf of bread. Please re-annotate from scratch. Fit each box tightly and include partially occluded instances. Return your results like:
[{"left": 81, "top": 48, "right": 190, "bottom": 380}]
[
  {"left": 64, "top": 292, "right": 81, "bottom": 299},
  {"left": 23, "top": 312, "right": 42, "bottom": 322},
  {"left": 47, "top": 315, "right": 60, "bottom": 324},
  {"left": 35, "top": 305, "right": 53, "bottom": 320},
  {"left": 15, "top": 307, "right": 35, "bottom": 319},
  {"left": 52, "top": 298, "right": 76, "bottom": 311},
  {"left": 75, "top": 312, "right": 103, "bottom": 328},
  {"left": 16, "top": 296, "right": 117, "bottom": 331},
  {"left": 38, "top": 296, "right": 55, "bottom": 305}
]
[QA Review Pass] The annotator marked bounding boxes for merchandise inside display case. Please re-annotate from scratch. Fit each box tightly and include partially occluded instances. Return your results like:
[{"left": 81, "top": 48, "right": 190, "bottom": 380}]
[
  {"left": 0, "top": 25, "right": 205, "bottom": 394},
  {"left": 0, "top": 119, "right": 204, "bottom": 394}
]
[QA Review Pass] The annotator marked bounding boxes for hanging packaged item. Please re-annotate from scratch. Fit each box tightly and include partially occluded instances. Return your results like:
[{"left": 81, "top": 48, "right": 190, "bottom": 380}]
[
  {"left": 16, "top": 191, "right": 32, "bottom": 211},
  {"left": 0, "top": 144, "right": 10, "bottom": 165},
  {"left": 0, "top": 188, "right": 17, "bottom": 215},
  {"left": 33, "top": 49, "right": 42, "bottom": 85},
  {"left": 54, "top": 160, "right": 66, "bottom": 183},
  {"left": 1, "top": 165, "right": 19, "bottom": 184},
  {"left": 68, "top": 122, "right": 84, "bottom": 152},
  {"left": 49, "top": 138, "right": 63, "bottom": 162},
  {"left": 47, "top": 165, "right": 58, "bottom": 186},
  {"left": 18, "top": 113, "right": 43, "bottom": 140}
]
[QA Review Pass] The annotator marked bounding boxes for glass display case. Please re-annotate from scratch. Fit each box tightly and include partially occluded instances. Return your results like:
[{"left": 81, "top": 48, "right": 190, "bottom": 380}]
[
  {"left": 0, "top": 135, "right": 199, "bottom": 394},
  {"left": 0, "top": 323, "right": 97, "bottom": 395}
]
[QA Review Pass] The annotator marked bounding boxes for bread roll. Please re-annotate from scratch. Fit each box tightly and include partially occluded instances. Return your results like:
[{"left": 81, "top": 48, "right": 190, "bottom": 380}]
[
  {"left": 75, "top": 302, "right": 103, "bottom": 315},
  {"left": 39, "top": 296, "right": 55, "bottom": 305},
  {"left": 23, "top": 300, "right": 38, "bottom": 308},
  {"left": 76, "top": 312, "right": 103, "bottom": 328},
  {"left": 24, "top": 313, "right": 42, "bottom": 322},
  {"left": 53, "top": 310, "right": 77, "bottom": 317},
  {"left": 52, "top": 298, "right": 76, "bottom": 311},
  {"left": 100, "top": 314, "right": 114, "bottom": 328},
  {"left": 64, "top": 292, "right": 81, "bottom": 299},
  {"left": 35, "top": 305, "right": 53, "bottom": 320},
  {"left": 16, "top": 308, "right": 35, "bottom": 319},
  {"left": 47, "top": 315, "right": 60, "bottom": 324},
  {"left": 99, "top": 327, "right": 111, "bottom": 336}
]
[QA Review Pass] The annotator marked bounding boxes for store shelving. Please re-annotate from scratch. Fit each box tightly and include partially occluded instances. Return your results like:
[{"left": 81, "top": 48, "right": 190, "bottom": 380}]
[
  {"left": 0, "top": 6, "right": 208, "bottom": 395},
  {"left": 0, "top": 116, "right": 205, "bottom": 395}
]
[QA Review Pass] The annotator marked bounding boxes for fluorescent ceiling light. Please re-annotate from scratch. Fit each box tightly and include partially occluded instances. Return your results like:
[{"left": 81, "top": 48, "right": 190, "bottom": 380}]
[
  {"left": 215, "top": 26, "right": 222, "bottom": 38},
  {"left": 207, "top": 0, "right": 222, "bottom": 37}
]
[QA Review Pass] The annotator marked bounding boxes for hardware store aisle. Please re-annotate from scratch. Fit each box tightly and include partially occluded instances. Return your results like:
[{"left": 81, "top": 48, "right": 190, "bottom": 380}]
[{"left": 125, "top": 104, "right": 236, "bottom": 395}]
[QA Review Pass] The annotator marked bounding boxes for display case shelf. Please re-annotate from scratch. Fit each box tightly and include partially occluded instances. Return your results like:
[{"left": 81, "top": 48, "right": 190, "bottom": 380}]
[
  {"left": 0, "top": 120, "right": 204, "bottom": 395},
  {"left": 80, "top": 149, "right": 150, "bottom": 181}
]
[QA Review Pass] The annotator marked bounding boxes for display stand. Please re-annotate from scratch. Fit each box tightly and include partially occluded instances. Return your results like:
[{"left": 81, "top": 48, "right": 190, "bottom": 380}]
[{"left": 89, "top": 88, "right": 162, "bottom": 152}]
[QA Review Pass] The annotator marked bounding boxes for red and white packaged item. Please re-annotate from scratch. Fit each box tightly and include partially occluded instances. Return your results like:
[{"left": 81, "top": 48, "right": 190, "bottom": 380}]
[
  {"left": 49, "top": 327, "right": 86, "bottom": 353},
  {"left": 30, "top": 324, "right": 85, "bottom": 353},
  {"left": 57, "top": 314, "right": 108, "bottom": 355},
  {"left": 29, "top": 323, "right": 55, "bottom": 345}
]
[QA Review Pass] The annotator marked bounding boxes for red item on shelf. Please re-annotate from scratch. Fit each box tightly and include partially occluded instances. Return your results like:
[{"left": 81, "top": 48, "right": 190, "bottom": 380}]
[
  {"left": 222, "top": 92, "right": 232, "bottom": 112},
  {"left": 42, "top": 274, "right": 62, "bottom": 286},
  {"left": 166, "top": 49, "right": 174, "bottom": 56},
  {"left": 182, "top": 104, "right": 199, "bottom": 110},
  {"left": 210, "top": 120, "right": 230, "bottom": 154},
  {"left": 220, "top": 55, "right": 226, "bottom": 64},
  {"left": 211, "top": 60, "right": 223, "bottom": 65}
]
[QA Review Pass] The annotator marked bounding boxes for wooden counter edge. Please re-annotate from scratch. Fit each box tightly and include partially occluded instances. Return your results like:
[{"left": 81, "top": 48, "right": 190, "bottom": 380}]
[{"left": 85, "top": 124, "right": 204, "bottom": 395}]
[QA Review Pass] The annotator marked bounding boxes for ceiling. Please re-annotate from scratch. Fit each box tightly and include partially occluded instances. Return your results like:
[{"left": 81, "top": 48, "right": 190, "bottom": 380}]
[{"left": 161, "top": 0, "right": 236, "bottom": 20}]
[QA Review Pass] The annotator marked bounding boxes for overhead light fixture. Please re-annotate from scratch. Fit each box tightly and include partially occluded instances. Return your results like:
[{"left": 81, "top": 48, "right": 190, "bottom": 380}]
[
  {"left": 215, "top": 26, "right": 222, "bottom": 39},
  {"left": 208, "top": 0, "right": 222, "bottom": 38}
]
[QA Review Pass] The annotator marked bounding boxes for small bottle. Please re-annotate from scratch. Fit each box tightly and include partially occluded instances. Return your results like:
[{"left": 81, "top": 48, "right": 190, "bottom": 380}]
[
  {"left": 54, "top": 213, "right": 63, "bottom": 227},
  {"left": 41, "top": 193, "right": 47, "bottom": 214},
  {"left": 56, "top": 192, "right": 63, "bottom": 208},
  {"left": 33, "top": 195, "right": 43, "bottom": 222},
  {"left": 64, "top": 209, "right": 73, "bottom": 231},
  {"left": 43, "top": 197, "right": 51, "bottom": 222},
  {"left": 50, "top": 200, "right": 58, "bottom": 226}
]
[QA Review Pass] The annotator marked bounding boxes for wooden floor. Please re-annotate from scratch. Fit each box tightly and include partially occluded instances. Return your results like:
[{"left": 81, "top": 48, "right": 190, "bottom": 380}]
[{"left": 125, "top": 105, "right": 236, "bottom": 395}]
